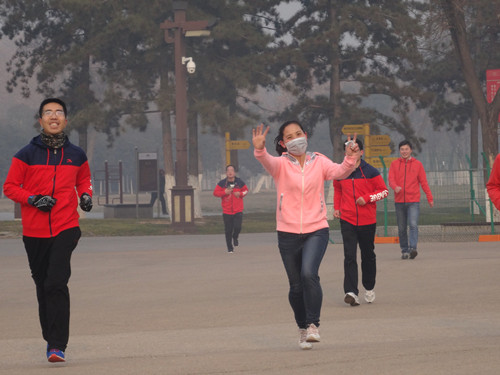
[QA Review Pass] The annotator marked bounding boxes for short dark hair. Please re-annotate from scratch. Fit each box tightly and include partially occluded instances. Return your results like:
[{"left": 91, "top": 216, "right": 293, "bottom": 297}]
[
  {"left": 39, "top": 98, "right": 67, "bottom": 118},
  {"left": 226, "top": 164, "right": 236, "bottom": 171},
  {"left": 398, "top": 140, "right": 412, "bottom": 149},
  {"left": 344, "top": 138, "right": 364, "bottom": 151}
]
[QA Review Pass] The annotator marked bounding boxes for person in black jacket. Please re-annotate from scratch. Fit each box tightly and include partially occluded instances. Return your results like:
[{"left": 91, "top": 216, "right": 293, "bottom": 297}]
[{"left": 150, "top": 169, "right": 167, "bottom": 215}]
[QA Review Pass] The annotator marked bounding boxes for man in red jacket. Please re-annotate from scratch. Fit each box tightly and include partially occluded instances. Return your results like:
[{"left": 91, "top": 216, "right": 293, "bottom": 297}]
[
  {"left": 3, "top": 98, "right": 93, "bottom": 363},
  {"left": 389, "top": 140, "right": 433, "bottom": 260},
  {"left": 213, "top": 165, "right": 249, "bottom": 253},
  {"left": 334, "top": 139, "right": 388, "bottom": 306}
]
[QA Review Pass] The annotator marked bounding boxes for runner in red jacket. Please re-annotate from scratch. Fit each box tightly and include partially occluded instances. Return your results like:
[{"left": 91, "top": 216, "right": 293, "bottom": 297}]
[
  {"left": 334, "top": 139, "right": 388, "bottom": 306},
  {"left": 3, "top": 98, "right": 92, "bottom": 363},
  {"left": 388, "top": 140, "right": 433, "bottom": 260},
  {"left": 213, "top": 165, "right": 248, "bottom": 252},
  {"left": 487, "top": 154, "right": 500, "bottom": 210}
]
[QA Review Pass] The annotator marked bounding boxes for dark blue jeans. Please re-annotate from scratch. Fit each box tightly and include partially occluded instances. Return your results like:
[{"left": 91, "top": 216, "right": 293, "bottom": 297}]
[
  {"left": 277, "top": 227, "right": 329, "bottom": 329},
  {"left": 395, "top": 202, "right": 420, "bottom": 253}
]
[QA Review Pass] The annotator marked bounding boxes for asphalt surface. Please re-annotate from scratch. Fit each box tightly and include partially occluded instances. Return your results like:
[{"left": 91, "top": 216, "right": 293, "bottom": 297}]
[{"left": 1, "top": 233, "right": 499, "bottom": 375}]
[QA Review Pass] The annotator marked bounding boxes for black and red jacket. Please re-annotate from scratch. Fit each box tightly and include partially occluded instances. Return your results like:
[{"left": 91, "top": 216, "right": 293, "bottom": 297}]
[
  {"left": 334, "top": 159, "right": 388, "bottom": 226},
  {"left": 213, "top": 177, "right": 248, "bottom": 215},
  {"left": 3, "top": 135, "right": 93, "bottom": 238}
]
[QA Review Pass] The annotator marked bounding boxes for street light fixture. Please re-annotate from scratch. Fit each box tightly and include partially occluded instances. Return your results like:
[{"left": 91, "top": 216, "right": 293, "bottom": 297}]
[{"left": 160, "top": 0, "right": 215, "bottom": 230}]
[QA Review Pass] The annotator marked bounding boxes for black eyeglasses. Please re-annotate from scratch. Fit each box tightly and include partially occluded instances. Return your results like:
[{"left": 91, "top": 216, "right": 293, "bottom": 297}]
[{"left": 42, "top": 110, "right": 65, "bottom": 117}]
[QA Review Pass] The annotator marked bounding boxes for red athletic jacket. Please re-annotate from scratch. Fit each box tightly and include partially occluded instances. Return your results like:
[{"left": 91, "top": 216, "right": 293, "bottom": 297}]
[
  {"left": 334, "top": 160, "right": 388, "bottom": 226},
  {"left": 487, "top": 154, "right": 500, "bottom": 210},
  {"left": 213, "top": 177, "right": 248, "bottom": 215},
  {"left": 388, "top": 157, "right": 433, "bottom": 204},
  {"left": 3, "top": 135, "right": 93, "bottom": 238}
]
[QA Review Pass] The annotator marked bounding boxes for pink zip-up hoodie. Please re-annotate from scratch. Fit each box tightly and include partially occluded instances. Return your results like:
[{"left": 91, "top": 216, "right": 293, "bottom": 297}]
[{"left": 254, "top": 148, "right": 356, "bottom": 234}]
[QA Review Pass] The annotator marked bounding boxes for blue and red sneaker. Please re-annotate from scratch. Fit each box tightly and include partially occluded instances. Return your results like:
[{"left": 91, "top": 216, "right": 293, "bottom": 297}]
[{"left": 47, "top": 349, "right": 65, "bottom": 363}]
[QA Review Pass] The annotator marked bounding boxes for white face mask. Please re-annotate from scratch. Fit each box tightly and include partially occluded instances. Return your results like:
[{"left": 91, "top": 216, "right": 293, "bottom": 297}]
[{"left": 285, "top": 136, "right": 308, "bottom": 155}]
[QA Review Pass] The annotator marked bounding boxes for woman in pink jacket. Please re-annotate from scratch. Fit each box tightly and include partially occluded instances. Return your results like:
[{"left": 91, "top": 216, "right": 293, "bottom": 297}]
[{"left": 253, "top": 121, "right": 359, "bottom": 350}]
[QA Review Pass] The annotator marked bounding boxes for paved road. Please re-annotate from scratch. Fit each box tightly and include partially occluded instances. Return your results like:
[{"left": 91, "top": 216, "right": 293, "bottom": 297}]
[{"left": 1, "top": 233, "right": 499, "bottom": 374}]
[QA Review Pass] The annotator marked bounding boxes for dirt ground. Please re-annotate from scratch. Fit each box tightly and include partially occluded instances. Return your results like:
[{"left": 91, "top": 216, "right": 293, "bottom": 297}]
[{"left": 1, "top": 234, "right": 500, "bottom": 375}]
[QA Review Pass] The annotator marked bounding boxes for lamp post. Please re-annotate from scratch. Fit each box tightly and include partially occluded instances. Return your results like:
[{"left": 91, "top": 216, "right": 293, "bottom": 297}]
[{"left": 160, "top": 0, "right": 212, "bottom": 229}]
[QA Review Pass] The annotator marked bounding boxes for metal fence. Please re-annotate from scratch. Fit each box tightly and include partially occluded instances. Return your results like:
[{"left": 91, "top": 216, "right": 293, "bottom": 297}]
[{"left": 201, "top": 164, "right": 500, "bottom": 242}]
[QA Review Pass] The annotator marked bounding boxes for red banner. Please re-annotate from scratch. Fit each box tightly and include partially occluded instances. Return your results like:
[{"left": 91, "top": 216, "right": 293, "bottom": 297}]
[{"left": 486, "top": 69, "right": 500, "bottom": 122}]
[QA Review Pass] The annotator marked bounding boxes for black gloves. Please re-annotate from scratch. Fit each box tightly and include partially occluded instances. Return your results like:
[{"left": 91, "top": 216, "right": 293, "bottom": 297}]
[
  {"left": 28, "top": 195, "right": 57, "bottom": 212},
  {"left": 79, "top": 193, "right": 93, "bottom": 212},
  {"left": 28, "top": 193, "right": 92, "bottom": 212}
]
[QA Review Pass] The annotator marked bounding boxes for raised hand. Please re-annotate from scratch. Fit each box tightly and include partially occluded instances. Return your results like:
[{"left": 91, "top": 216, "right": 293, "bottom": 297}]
[
  {"left": 252, "top": 123, "right": 270, "bottom": 150},
  {"left": 344, "top": 133, "right": 360, "bottom": 156}
]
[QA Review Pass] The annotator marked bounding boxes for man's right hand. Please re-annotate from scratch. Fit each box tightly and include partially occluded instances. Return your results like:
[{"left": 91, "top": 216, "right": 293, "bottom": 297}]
[{"left": 28, "top": 195, "right": 57, "bottom": 212}]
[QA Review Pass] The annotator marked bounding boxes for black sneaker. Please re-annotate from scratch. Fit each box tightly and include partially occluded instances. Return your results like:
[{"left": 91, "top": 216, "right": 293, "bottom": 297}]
[
  {"left": 409, "top": 249, "right": 418, "bottom": 259},
  {"left": 233, "top": 239, "right": 239, "bottom": 246}
]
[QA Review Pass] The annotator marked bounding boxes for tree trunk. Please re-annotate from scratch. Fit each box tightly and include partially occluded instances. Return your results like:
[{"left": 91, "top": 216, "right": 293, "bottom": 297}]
[
  {"left": 161, "top": 109, "right": 174, "bottom": 219},
  {"left": 160, "top": 59, "right": 175, "bottom": 219},
  {"left": 328, "top": 3, "right": 343, "bottom": 163},
  {"left": 188, "top": 110, "right": 202, "bottom": 218},
  {"left": 440, "top": 0, "right": 500, "bottom": 181},
  {"left": 470, "top": 107, "right": 479, "bottom": 169},
  {"left": 78, "top": 127, "right": 88, "bottom": 154},
  {"left": 86, "top": 127, "right": 97, "bottom": 168}
]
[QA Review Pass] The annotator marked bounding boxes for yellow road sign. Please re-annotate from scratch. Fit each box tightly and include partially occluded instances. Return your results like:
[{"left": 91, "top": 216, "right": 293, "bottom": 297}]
[
  {"left": 342, "top": 123, "right": 370, "bottom": 135},
  {"left": 365, "top": 157, "right": 397, "bottom": 168},
  {"left": 366, "top": 135, "right": 391, "bottom": 146},
  {"left": 227, "top": 140, "right": 251, "bottom": 150},
  {"left": 365, "top": 146, "right": 391, "bottom": 157}
]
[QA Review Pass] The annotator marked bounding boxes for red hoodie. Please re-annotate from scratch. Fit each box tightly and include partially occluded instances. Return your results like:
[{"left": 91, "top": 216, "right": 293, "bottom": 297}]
[
  {"left": 213, "top": 177, "right": 248, "bottom": 214},
  {"left": 334, "top": 160, "right": 389, "bottom": 226},
  {"left": 486, "top": 154, "right": 500, "bottom": 210},
  {"left": 3, "top": 135, "right": 92, "bottom": 238},
  {"left": 388, "top": 157, "right": 433, "bottom": 204}
]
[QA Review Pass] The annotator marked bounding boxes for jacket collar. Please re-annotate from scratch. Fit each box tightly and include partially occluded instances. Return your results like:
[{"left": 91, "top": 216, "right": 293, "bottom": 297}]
[{"left": 283, "top": 151, "right": 317, "bottom": 166}]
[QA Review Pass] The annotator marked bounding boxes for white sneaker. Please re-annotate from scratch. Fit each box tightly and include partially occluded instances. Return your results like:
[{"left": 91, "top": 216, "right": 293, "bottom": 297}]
[
  {"left": 306, "top": 323, "right": 320, "bottom": 342},
  {"left": 344, "top": 292, "right": 360, "bottom": 306},
  {"left": 365, "top": 290, "right": 376, "bottom": 303},
  {"left": 299, "top": 328, "right": 313, "bottom": 350}
]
